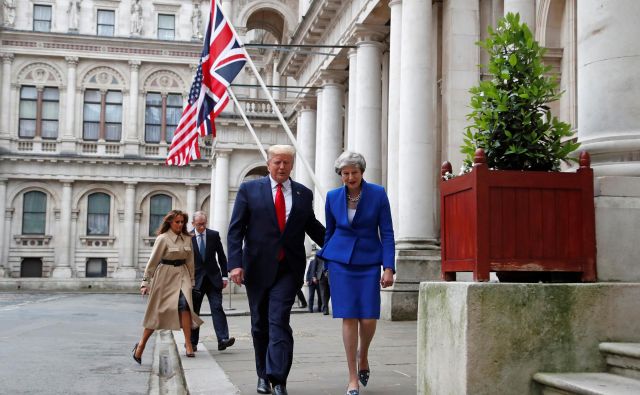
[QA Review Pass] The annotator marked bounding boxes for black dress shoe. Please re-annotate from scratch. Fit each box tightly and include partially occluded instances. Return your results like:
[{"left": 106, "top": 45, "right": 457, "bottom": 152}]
[
  {"left": 273, "top": 384, "right": 288, "bottom": 395},
  {"left": 132, "top": 343, "right": 141, "bottom": 365},
  {"left": 218, "top": 337, "right": 236, "bottom": 351},
  {"left": 256, "top": 377, "right": 271, "bottom": 394}
]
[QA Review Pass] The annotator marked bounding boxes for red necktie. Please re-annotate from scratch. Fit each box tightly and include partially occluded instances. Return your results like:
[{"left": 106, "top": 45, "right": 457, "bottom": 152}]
[{"left": 275, "top": 183, "right": 286, "bottom": 260}]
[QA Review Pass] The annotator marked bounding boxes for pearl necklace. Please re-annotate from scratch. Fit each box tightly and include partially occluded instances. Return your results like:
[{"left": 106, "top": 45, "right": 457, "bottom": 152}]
[{"left": 347, "top": 192, "right": 361, "bottom": 203}]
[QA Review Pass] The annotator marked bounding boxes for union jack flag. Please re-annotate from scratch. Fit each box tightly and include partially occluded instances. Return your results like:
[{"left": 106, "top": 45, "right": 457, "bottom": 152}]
[{"left": 167, "top": 0, "right": 247, "bottom": 166}]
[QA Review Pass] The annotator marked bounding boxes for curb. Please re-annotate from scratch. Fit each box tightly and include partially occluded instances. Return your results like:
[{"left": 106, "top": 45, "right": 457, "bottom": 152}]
[{"left": 149, "top": 330, "right": 188, "bottom": 395}]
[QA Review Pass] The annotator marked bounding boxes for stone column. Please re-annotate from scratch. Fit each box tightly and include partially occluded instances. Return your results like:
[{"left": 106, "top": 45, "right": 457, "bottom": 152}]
[
  {"left": 221, "top": 0, "right": 233, "bottom": 22},
  {"left": 115, "top": 182, "right": 137, "bottom": 278},
  {"left": 272, "top": 60, "right": 281, "bottom": 100},
  {"left": 209, "top": 165, "right": 216, "bottom": 221},
  {"left": 2, "top": 208, "right": 13, "bottom": 275},
  {"left": 186, "top": 183, "right": 198, "bottom": 222},
  {"left": 125, "top": 60, "right": 141, "bottom": 156},
  {"left": 387, "top": 0, "right": 402, "bottom": 232},
  {"left": 295, "top": 99, "right": 317, "bottom": 190},
  {"left": 353, "top": 26, "right": 388, "bottom": 185},
  {"left": 442, "top": 0, "right": 480, "bottom": 169},
  {"left": 0, "top": 179, "right": 6, "bottom": 277},
  {"left": 346, "top": 50, "right": 358, "bottom": 150},
  {"left": 578, "top": 0, "right": 640, "bottom": 282},
  {"left": 212, "top": 150, "right": 231, "bottom": 247},
  {"left": 0, "top": 53, "right": 14, "bottom": 139},
  {"left": 53, "top": 181, "right": 74, "bottom": 278},
  {"left": 61, "top": 57, "right": 79, "bottom": 153},
  {"left": 316, "top": 72, "right": 347, "bottom": 223},
  {"left": 384, "top": 0, "right": 440, "bottom": 321},
  {"left": 314, "top": 89, "right": 324, "bottom": 216},
  {"left": 504, "top": 0, "right": 535, "bottom": 32}
]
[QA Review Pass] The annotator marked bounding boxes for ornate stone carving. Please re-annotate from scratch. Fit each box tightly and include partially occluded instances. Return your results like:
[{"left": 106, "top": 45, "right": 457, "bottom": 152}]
[
  {"left": 17, "top": 63, "right": 64, "bottom": 86},
  {"left": 3, "top": 0, "right": 15, "bottom": 28},
  {"left": 67, "top": 0, "right": 82, "bottom": 32},
  {"left": 65, "top": 56, "right": 79, "bottom": 66},
  {"left": 130, "top": 0, "right": 143, "bottom": 36},
  {"left": 191, "top": 2, "right": 203, "bottom": 40},
  {"left": 143, "top": 70, "right": 186, "bottom": 94}
]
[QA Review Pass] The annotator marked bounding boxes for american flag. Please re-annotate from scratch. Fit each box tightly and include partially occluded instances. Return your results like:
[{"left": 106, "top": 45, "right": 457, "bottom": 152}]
[{"left": 166, "top": 0, "right": 247, "bottom": 166}]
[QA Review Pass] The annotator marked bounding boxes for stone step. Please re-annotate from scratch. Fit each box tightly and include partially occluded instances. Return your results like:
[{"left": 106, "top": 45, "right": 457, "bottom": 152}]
[
  {"left": 600, "top": 342, "right": 640, "bottom": 380},
  {"left": 533, "top": 372, "right": 640, "bottom": 395}
]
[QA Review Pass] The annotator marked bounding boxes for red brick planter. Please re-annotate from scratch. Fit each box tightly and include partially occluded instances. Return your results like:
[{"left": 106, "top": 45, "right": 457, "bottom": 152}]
[{"left": 440, "top": 149, "right": 596, "bottom": 282}]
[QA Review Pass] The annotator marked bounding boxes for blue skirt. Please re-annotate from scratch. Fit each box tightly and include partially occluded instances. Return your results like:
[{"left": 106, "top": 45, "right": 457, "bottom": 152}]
[{"left": 327, "top": 260, "right": 381, "bottom": 319}]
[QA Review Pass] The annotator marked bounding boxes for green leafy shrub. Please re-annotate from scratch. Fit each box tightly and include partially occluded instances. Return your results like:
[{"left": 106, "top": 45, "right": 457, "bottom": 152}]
[{"left": 461, "top": 12, "right": 579, "bottom": 171}]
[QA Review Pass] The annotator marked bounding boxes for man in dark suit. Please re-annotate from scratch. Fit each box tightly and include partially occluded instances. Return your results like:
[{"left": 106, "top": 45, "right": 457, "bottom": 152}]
[
  {"left": 315, "top": 256, "right": 331, "bottom": 315},
  {"left": 228, "top": 145, "right": 325, "bottom": 395},
  {"left": 190, "top": 211, "right": 235, "bottom": 352},
  {"left": 305, "top": 257, "right": 321, "bottom": 312}
]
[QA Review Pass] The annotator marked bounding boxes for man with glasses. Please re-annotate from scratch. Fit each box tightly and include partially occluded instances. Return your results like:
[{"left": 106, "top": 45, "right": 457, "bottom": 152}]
[{"left": 190, "top": 211, "right": 235, "bottom": 352}]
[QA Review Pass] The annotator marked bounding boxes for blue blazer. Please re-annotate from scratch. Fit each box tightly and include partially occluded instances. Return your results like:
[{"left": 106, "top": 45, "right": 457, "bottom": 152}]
[
  {"left": 227, "top": 176, "right": 325, "bottom": 289},
  {"left": 318, "top": 180, "right": 395, "bottom": 271}
]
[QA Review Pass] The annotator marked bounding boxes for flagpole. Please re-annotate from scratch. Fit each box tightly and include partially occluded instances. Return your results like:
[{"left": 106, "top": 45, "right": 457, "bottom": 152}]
[
  {"left": 215, "top": 0, "right": 327, "bottom": 202},
  {"left": 227, "top": 88, "right": 268, "bottom": 162}
]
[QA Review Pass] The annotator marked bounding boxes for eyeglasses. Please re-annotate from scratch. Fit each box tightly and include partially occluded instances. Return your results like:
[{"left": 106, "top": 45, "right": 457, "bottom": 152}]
[{"left": 193, "top": 223, "right": 206, "bottom": 227}]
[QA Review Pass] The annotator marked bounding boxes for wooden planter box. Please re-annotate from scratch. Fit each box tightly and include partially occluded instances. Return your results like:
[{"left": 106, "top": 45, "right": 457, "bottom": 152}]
[{"left": 440, "top": 149, "right": 596, "bottom": 282}]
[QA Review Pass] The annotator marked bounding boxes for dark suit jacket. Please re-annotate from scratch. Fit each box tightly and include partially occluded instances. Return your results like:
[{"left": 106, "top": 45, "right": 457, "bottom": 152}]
[
  {"left": 227, "top": 176, "right": 325, "bottom": 289},
  {"left": 318, "top": 180, "right": 395, "bottom": 271},
  {"left": 192, "top": 228, "right": 228, "bottom": 290}
]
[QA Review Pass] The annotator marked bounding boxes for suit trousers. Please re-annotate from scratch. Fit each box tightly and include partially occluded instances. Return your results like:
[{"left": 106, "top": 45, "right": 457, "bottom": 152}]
[
  {"left": 318, "top": 274, "right": 331, "bottom": 314},
  {"left": 190, "top": 277, "right": 229, "bottom": 345},
  {"left": 245, "top": 259, "right": 298, "bottom": 385},
  {"left": 307, "top": 283, "right": 322, "bottom": 312}
]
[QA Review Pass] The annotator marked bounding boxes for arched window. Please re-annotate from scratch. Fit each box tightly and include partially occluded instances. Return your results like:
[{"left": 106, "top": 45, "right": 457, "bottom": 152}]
[
  {"left": 244, "top": 166, "right": 269, "bottom": 182},
  {"left": 87, "top": 193, "right": 110, "bottom": 235},
  {"left": 19, "top": 86, "right": 59, "bottom": 139},
  {"left": 22, "top": 191, "right": 47, "bottom": 235},
  {"left": 145, "top": 93, "right": 182, "bottom": 143},
  {"left": 83, "top": 90, "right": 123, "bottom": 141},
  {"left": 149, "top": 194, "right": 172, "bottom": 236}
]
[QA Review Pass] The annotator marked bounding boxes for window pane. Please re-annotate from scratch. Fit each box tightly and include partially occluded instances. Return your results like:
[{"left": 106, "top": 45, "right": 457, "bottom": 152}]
[
  {"left": 106, "top": 91, "right": 122, "bottom": 103},
  {"left": 19, "top": 120, "right": 36, "bottom": 138},
  {"left": 166, "top": 127, "right": 174, "bottom": 143},
  {"left": 34, "top": 21, "right": 51, "bottom": 32},
  {"left": 167, "top": 94, "right": 183, "bottom": 106},
  {"left": 86, "top": 258, "right": 107, "bottom": 277},
  {"left": 21, "top": 86, "right": 38, "bottom": 99},
  {"left": 158, "top": 29, "right": 175, "bottom": 40},
  {"left": 42, "top": 101, "right": 59, "bottom": 120},
  {"left": 104, "top": 124, "right": 121, "bottom": 141},
  {"left": 145, "top": 125, "right": 161, "bottom": 143},
  {"left": 19, "top": 101, "right": 37, "bottom": 119},
  {"left": 98, "top": 25, "right": 114, "bottom": 36},
  {"left": 34, "top": 5, "right": 51, "bottom": 20},
  {"left": 83, "top": 122, "right": 99, "bottom": 140},
  {"left": 88, "top": 194, "right": 110, "bottom": 235},
  {"left": 88, "top": 193, "right": 110, "bottom": 214},
  {"left": 105, "top": 104, "right": 122, "bottom": 122},
  {"left": 166, "top": 106, "right": 181, "bottom": 127},
  {"left": 87, "top": 214, "right": 109, "bottom": 235},
  {"left": 146, "top": 93, "right": 162, "bottom": 106},
  {"left": 97, "top": 10, "right": 115, "bottom": 24},
  {"left": 42, "top": 88, "right": 59, "bottom": 100},
  {"left": 145, "top": 106, "right": 161, "bottom": 124},
  {"left": 83, "top": 103, "right": 101, "bottom": 122},
  {"left": 23, "top": 191, "right": 46, "bottom": 235},
  {"left": 21, "top": 258, "right": 43, "bottom": 278},
  {"left": 149, "top": 195, "right": 172, "bottom": 236},
  {"left": 84, "top": 89, "right": 101, "bottom": 103},
  {"left": 158, "top": 14, "right": 175, "bottom": 29},
  {"left": 41, "top": 121, "right": 58, "bottom": 139}
]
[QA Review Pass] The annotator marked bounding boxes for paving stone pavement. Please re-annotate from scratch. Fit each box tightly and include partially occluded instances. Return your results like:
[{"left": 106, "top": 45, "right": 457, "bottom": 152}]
[{"left": 176, "top": 293, "right": 417, "bottom": 395}]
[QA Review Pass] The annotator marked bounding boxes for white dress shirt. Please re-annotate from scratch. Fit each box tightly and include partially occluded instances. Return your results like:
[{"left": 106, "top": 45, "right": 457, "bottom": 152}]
[{"left": 269, "top": 175, "right": 292, "bottom": 220}]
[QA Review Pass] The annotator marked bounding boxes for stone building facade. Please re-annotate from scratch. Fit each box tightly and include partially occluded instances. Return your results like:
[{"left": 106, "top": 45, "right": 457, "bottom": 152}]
[{"left": 2, "top": 1, "right": 639, "bottom": 317}]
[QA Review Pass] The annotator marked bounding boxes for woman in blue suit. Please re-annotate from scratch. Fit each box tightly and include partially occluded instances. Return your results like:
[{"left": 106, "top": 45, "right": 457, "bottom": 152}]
[{"left": 317, "top": 151, "right": 395, "bottom": 395}]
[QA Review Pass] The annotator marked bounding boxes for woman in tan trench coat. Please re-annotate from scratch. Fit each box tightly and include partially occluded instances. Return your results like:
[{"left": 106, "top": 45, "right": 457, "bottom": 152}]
[{"left": 132, "top": 210, "right": 204, "bottom": 363}]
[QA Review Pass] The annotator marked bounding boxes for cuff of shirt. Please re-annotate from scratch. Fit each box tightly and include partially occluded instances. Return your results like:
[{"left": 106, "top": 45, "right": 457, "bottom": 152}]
[{"left": 222, "top": 277, "right": 228, "bottom": 281}]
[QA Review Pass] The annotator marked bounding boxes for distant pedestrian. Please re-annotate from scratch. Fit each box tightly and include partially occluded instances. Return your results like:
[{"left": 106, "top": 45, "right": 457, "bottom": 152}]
[
  {"left": 190, "top": 211, "right": 235, "bottom": 352},
  {"left": 315, "top": 257, "right": 330, "bottom": 315},
  {"left": 305, "top": 257, "right": 322, "bottom": 312},
  {"left": 317, "top": 151, "right": 395, "bottom": 395},
  {"left": 132, "top": 210, "right": 203, "bottom": 364}
]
